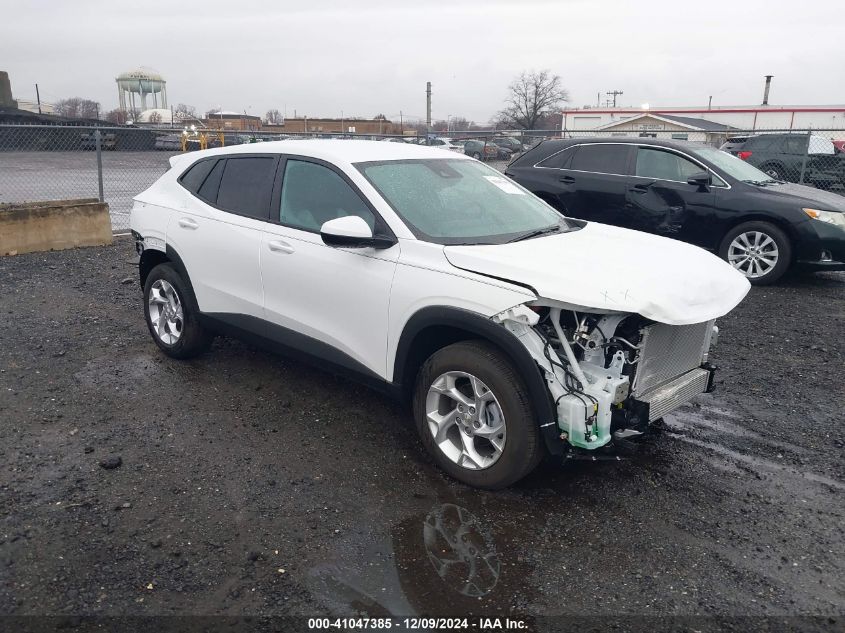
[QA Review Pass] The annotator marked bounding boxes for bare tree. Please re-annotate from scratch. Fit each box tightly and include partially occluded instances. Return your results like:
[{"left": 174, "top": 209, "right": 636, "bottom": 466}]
[
  {"left": 104, "top": 109, "right": 128, "bottom": 125},
  {"left": 496, "top": 70, "right": 568, "bottom": 130},
  {"left": 175, "top": 103, "right": 197, "bottom": 117},
  {"left": 55, "top": 97, "right": 101, "bottom": 120},
  {"left": 148, "top": 111, "right": 163, "bottom": 124},
  {"left": 265, "top": 108, "right": 283, "bottom": 125}
]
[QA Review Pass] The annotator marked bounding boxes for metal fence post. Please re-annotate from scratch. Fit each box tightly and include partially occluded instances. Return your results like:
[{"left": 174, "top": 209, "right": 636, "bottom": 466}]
[
  {"left": 798, "top": 129, "right": 811, "bottom": 184},
  {"left": 94, "top": 129, "right": 104, "bottom": 202}
]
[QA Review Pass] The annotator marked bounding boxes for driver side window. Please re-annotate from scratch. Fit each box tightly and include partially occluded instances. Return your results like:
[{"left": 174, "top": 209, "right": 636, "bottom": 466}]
[
  {"left": 636, "top": 147, "right": 702, "bottom": 182},
  {"left": 279, "top": 159, "right": 375, "bottom": 232}
]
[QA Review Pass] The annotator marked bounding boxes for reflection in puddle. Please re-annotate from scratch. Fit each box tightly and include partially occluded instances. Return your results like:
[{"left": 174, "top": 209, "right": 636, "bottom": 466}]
[
  {"left": 423, "top": 504, "right": 500, "bottom": 598},
  {"left": 309, "top": 503, "right": 516, "bottom": 617}
]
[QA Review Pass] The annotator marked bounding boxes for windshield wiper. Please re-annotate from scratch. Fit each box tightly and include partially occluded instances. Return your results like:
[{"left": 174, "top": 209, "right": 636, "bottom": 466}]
[
  {"left": 743, "top": 179, "right": 779, "bottom": 186},
  {"left": 507, "top": 224, "right": 562, "bottom": 243}
]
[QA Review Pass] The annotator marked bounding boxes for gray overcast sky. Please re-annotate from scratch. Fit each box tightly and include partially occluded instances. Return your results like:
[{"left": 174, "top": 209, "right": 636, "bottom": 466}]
[{"left": 3, "top": 0, "right": 843, "bottom": 123}]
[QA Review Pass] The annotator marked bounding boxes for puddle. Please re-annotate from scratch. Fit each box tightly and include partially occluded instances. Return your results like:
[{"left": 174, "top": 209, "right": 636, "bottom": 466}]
[
  {"left": 308, "top": 502, "right": 531, "bottom": 617},
  {"left": 666, "top": 402, "right": 800, "bottom": 453},
  {"left": 668, "top": 433, "right": 845, "bottom": 492}
]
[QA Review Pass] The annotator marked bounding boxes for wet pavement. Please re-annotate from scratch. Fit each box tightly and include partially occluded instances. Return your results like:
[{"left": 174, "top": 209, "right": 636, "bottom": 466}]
[{"left": 0, "top": 241, "right": 843, "bottom": 630}]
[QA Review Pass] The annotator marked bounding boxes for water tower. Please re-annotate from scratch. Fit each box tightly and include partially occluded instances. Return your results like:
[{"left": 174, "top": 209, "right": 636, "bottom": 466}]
[{"left": 116, "top": 68, "right": 167, "bottom": 118}]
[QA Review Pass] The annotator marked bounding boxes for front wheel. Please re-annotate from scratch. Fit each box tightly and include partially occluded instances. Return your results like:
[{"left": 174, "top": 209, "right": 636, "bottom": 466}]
[
  {"left": 143, "top": 263, "right": 213, "bottom": 358},
  {"left": 412, "top": 341, "right": 542, "bottom": 489},
  {"left": 718, "top": 221, "right": 791, "bottom": 285}
]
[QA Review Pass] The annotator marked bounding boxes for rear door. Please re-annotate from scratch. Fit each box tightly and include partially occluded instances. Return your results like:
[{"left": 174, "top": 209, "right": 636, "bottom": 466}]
[
  {"left": 552, "top": 143, "right": 633, "bottom": 223},
  {"left": 168, "top": 154, "right": 278, "bottom": 319},
  {"left": 624, "top": 145, "right": 716, "bottom": 245}
]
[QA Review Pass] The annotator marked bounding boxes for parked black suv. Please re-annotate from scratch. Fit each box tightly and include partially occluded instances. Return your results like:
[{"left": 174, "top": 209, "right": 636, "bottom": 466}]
[
  {"left": 506, "top": 138, "right": 845, "bottom": 284},
  {"left": 721, "top": 133, "right": 845, "bottom": 191}
]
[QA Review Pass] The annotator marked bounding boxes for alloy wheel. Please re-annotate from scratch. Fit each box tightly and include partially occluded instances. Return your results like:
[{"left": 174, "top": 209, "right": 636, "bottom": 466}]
[
  {"left": 727, "top": 230, "right": 779, "bottom": 279},
  {"left": 147, "top": 279, "right": 184, "bottom": 345},
  {"left": 425, "top": 371, "right": 506, "bottom": 470}
]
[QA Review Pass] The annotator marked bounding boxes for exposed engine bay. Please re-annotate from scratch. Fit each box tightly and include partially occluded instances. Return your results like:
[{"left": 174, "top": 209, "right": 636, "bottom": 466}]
[{"left": 492, "top": 304, "right": 719, "bottom": 453}]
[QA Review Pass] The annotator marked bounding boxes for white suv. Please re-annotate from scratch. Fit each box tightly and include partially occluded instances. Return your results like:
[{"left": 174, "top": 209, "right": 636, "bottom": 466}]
[{"left": 131, "top": 140, "right": 749, "bottom": 488}]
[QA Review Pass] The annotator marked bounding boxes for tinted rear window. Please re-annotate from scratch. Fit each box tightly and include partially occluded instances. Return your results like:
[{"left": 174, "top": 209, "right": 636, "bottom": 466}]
[
  {"left": 570, "top": 144, "right": 629, "bottom": 175},
  {"left": 538, "top": 147, "right": 576, "bottom": 169},
  {"left": 180, "top": 159, "right": 217, "bottom": 193},
  {"left": 197, "top": 159, "right": 225, "bottom": 203},
  {"left": 216, "top": 157, "right": 276, "bottom": 218}
]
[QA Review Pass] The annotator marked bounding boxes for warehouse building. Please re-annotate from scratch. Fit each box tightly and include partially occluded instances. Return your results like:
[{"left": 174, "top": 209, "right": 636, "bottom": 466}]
[{"left": 563, "top": 105, "right": 845, "bottom": 137}]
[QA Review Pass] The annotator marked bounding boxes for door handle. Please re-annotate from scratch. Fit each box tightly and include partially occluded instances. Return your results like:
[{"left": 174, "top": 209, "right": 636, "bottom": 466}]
[
  {"left": 628, "top": 184, "right": 650, "bottom": 194},
  {"left": 558, "top": 175, "right": 575, "bottom": 183},
  {"left": 178, "top": 217, "right": 199, "bottom": 230},
  {"left": 268, "top": 239, "right": 295, "bottom": 254}
]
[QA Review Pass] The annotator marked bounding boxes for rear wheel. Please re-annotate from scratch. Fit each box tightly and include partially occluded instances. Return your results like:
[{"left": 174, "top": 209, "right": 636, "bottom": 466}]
[
  {"left": 472, "top": 152, "right": 482, "bottom": 160},
  {"left": 143, "top": 263, "right": 213, "bottom": 358},
  {"left": 719, "top": 221, "right": 791, "bottom": 285},
  {"left": 413, "top": 341, "right": 542, "bottom": 489}
]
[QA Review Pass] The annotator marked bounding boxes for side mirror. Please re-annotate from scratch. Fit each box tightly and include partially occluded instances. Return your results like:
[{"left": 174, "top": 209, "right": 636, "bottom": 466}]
[
  {"left": 687, "top": 171, "right": 712, "bottom": 189},
  {"left": 320, "top": 216, "right": 396, "bottom": 249}
]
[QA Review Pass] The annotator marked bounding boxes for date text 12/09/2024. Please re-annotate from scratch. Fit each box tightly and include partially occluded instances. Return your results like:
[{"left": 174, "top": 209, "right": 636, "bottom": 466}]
[{"left": 307, "top": 617, "right": 529, "bottom": 630}]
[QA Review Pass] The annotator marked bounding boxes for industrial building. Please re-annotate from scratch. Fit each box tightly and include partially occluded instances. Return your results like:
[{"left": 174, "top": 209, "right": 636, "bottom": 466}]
[
  {"left": 563, "top": 105, "right": 845, "bottom": 137},
  {"left": 263, "top": 117, "right": 401, "bottom": 135},
  {"left": 204, "top": 110, "right": 262, "bottom": 131}
]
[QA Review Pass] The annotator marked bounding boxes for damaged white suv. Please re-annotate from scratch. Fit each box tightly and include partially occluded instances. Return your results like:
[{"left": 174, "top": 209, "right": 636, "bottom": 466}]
[{"left": 131, "top": 140, "right": 750, "bottom": 488}]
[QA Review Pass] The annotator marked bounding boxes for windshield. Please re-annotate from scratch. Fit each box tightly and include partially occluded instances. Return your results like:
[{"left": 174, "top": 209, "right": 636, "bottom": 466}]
[
  {"left": 691, "top": 146, "right": 776, "bottom": 183},
  {"left": 356, "top": 158, "right": 574, "bottom": 245}
]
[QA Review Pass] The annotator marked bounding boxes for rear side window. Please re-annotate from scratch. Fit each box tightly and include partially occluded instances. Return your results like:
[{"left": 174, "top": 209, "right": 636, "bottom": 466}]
[
  {"left": 538, "top": 147, "right": 576, "bottom": 169},
  {"left": 197, "top": 159, "right": 225, "bottom": 203},
  {"left": 747, "top": 136, "right": 772, "bottom": 150},
  {"left": 180, "top": 159, "right": 216, "bottom": 193},
  {"left": 216, "top": 157, "right": 276, "bottom": 219},
  {"left": 569, "top": 144, "right": 630, "bottom": 175}
]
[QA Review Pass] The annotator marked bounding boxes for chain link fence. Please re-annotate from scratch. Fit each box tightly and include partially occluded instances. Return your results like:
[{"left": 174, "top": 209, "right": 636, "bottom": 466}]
[{"left": 2, "top": 124, "right": 844, "bottom": 232}]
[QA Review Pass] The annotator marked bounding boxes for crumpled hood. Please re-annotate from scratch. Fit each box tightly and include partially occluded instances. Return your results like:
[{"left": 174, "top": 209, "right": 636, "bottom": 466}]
[{"left": 444, "top": 222, "right": 750, "bottom": 325}]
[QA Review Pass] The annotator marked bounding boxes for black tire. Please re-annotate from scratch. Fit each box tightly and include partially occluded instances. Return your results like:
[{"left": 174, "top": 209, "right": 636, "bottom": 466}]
[
  {"left": 143, "top": 263, "right": 213, "bottom": 359},
  {"left": 472, "top": 152, "right": 482, "bottom": 160},
  {"left": 412, "top": 340, "right": 543, "bottom": 489},
  {"left": 718, "top": 221, "right": 792, "bottom": 285}
]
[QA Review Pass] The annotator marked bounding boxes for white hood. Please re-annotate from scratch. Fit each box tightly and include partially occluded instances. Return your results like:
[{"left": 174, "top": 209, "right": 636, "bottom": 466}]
[{"left": 444, "top": 222, "right": 750, "bottom": 325}]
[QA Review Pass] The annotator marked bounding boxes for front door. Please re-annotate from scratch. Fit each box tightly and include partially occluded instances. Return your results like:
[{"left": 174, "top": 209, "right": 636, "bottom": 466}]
[
  {"left": 260, "top": 157, "right": 399, "bottom": 380},
  {"left": 624, "top": 146, "right": 716, "bottom": 246}
]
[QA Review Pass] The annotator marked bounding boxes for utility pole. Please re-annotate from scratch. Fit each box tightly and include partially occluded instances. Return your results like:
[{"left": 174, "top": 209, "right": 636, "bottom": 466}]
[
  {"left": 400, "top": 110, "right": 403, "bottom": 135},
  {"left": 35, "top": 84, "right": 42, "bottom": 114},
  {"left": 606, "top": 90, "right": 624, "bottom": 108},
  {"left": 426, "top": 81, "right": 432, "bottom": 137},
  {"left": 708, "top": 95, "right": 713, "bottom": 110},
  {"left": 762, "top": 75, "right": 773, "bottom": 105}
]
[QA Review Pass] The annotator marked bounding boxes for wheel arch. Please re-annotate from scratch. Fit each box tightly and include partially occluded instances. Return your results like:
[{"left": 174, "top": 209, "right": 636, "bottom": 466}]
[
  {"left": 139, "top": 245, "right": 200, "bottom": 308},
  {"left": 393, "top": 306, "right": 560, "bottom": 454},
  {"left": 139, "top": 249, "right": 170, "bottom": 288}
]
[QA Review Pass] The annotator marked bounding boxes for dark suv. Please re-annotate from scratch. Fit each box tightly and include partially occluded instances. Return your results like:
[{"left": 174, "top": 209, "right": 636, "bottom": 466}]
[
  {"left": 721, "top": 133, "right": 845, "bottom": 191},
  {"left": 506, "top": 137, "right": 845, "bottom": 284}
]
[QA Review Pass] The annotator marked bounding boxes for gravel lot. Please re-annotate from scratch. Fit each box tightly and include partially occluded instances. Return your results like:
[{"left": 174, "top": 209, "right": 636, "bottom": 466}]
[{"left": 0, "top": 240, "right": 843, "bottom": 630}]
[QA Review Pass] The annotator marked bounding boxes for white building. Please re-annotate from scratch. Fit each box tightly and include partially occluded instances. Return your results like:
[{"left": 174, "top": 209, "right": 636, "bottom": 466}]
[
  {"left": 562, "top": 105, "right": 845, "bottom": 138},
  {"left": 15, "top": 99, "right": 55, "bottom": 115}
]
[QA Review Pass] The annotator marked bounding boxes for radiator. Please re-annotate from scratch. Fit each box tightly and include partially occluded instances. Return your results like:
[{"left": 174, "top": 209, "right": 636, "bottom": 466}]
[{"left": 631, "top": 320, "right": 713, "bottom": 397}]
